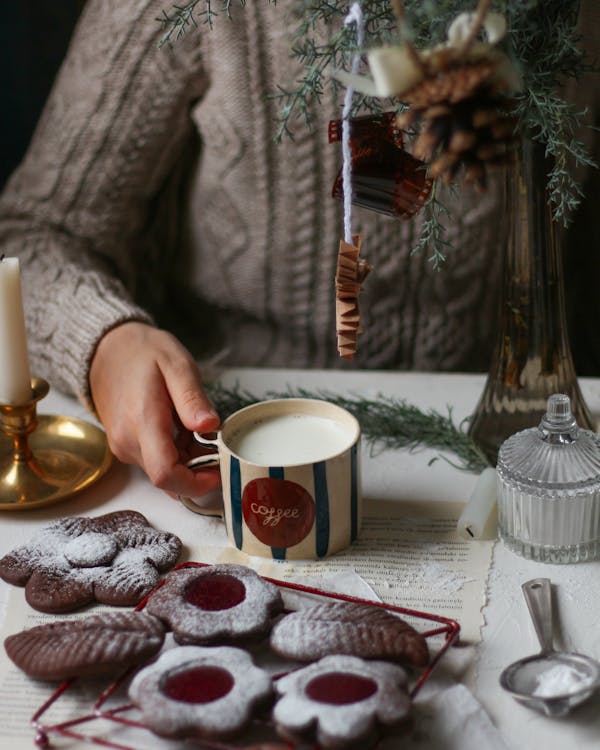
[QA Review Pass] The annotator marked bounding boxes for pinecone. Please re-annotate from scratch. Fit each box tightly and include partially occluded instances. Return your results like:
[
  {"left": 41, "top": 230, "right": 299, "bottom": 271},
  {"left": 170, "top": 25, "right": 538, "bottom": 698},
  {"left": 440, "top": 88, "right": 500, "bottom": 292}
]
[{"left": 396, "top": 55, "right": 518, "bottom": 191}]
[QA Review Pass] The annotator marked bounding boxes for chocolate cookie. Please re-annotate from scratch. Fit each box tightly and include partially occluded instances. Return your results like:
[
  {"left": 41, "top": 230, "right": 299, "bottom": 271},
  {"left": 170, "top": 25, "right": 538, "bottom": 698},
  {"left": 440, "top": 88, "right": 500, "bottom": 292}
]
[
  {"left": 273, "top": 654, "right": 411, "bottom": 749},
  {"left": 0, "top": 511, "right": 182, "bottom": 613},
  {"left": 128, "top": 645, "right": 273, "bottom": 740},
  {"left": 4, "top": 611, "right": 166, "bottom": 680},
  {"left": 270, "top": 601, "right": 429, "bottom": 666},
  {"left": 146, "top": 564, "right": 283, "bottom": 644}
]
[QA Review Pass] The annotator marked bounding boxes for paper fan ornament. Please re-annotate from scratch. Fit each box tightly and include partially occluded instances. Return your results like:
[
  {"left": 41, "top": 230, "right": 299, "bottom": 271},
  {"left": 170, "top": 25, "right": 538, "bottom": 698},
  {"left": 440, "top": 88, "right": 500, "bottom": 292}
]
[
  {"left": 335, "top": 234, "right": 372, "bottom": 360},
  {"left": 331, "top": 4, "right": 431, "bottom": 361}
]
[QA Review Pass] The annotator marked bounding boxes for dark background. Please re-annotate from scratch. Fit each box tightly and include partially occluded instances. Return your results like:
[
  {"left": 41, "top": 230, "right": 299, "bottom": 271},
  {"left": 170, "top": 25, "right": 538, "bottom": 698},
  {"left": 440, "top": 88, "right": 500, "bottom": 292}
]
[
  {"left": 1, "top": 1, "right": 599, "bottom": 375},
  {"left": 0, "top": 1, "right": 85, "bottom": 189}
]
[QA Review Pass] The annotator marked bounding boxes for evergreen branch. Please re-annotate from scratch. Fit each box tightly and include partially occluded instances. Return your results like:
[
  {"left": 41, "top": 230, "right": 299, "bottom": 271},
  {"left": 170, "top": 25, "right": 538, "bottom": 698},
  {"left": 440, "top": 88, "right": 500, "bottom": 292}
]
[
  {"left": 411, "top": 182, "right": 452, "bottom": 269},
  {"left": 205, "top": 382, "right": 490, "bottom": 474},
  {"left": 505, "top": 0, "right": 597, "bottom": 224},
  {"left": 158, "top": 1, "right": 596, "bottom": 251},
  {"left": 158, "top": 0, "right": 270, "bottom": 45},
  {"left": 281, "top": 0, "right": 595, "bottom": 250}
]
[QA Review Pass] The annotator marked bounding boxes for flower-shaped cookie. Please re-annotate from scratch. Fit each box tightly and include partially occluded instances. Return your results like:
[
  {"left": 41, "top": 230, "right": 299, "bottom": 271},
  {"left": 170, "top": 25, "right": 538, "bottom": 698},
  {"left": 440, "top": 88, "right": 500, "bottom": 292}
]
[
  {"left": 273, "top": 654, "right": 411, "bottom": 749},
  {"left": 128, "top": 645, "right": 273, "bottom": 740},
  {"left": 0, "top": 511, "right": 182, "bottom": 613},
  {"left": 146, "top": 564, "right": 283, "bottom": 644}
]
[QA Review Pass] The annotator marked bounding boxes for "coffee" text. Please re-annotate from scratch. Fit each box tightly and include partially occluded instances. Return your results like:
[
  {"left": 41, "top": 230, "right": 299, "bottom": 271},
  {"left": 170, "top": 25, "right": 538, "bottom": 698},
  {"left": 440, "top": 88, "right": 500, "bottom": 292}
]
[{"left": 250, "top": 503, "right": 301, "bottom": 527}]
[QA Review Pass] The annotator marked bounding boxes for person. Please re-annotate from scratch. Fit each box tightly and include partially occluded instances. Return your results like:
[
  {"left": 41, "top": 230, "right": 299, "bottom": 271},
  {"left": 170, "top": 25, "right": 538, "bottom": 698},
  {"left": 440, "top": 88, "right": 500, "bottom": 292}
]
[{"left": 0, "top": 1, "right": 595, "bottom": 501}]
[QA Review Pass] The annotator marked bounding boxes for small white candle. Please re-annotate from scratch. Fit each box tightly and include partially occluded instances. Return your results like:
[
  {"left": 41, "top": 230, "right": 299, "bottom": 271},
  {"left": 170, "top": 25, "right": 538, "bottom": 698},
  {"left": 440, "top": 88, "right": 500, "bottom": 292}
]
[
  {"left": 457, "top": 467, "right": 498, "bottom": 540},
  {"left": 0, "top": 257, "right": 32, "bottom": 404}
]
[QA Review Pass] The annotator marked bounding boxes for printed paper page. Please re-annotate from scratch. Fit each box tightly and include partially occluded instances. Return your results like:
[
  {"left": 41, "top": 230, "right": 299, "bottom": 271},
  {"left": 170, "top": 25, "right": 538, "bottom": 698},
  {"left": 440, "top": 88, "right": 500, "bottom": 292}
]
[{"left": 242, "top": 498, "right": 495, "bottom": 645}]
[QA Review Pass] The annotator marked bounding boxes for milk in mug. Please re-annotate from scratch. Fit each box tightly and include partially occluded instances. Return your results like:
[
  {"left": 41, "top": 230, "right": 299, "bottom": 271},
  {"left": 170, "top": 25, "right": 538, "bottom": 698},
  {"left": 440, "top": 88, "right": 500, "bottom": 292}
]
[{"left": 228, "top": 413, "right": 351, "bottom": 465}]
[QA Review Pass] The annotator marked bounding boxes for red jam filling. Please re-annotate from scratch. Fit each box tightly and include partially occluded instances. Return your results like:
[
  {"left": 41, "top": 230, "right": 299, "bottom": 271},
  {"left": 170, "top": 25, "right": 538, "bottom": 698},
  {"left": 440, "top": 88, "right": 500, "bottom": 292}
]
[
  {"left": 305, "top": 672, "right": 378, "bottom": 705},
  {"left": 162, "top": 665, "right": 234, "bottom": 704},
  {"left": 184, "top": 574, "right": 246, "bottom": 610}
]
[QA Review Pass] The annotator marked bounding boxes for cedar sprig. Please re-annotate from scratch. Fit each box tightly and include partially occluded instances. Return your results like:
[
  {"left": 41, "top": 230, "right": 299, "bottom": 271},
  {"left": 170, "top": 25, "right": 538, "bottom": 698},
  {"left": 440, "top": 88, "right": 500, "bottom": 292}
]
[
  {"left": 411, "top": 181, "right": 453, "bottom": 269},
  {"left": 158, "top": 0, "right": 269, "bottom": 46},
  {"left": 278, "top": 0, "right": 595, "bottom": 241},
  {"left": 158, "top": 1, "right": 596, "bottom": 248},
  {"left": 205, "top": 382, "right": 490, "bottom": 474},
  {"left": 506, "top": 0, "right": 597, "bottom": 224}
]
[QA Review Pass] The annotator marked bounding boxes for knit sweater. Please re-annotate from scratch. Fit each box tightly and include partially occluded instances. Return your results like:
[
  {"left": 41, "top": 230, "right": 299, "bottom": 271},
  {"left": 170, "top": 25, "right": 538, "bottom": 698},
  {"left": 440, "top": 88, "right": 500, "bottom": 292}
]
[{"left": 0, "top": 0, "right": 508, "bottom": 404}]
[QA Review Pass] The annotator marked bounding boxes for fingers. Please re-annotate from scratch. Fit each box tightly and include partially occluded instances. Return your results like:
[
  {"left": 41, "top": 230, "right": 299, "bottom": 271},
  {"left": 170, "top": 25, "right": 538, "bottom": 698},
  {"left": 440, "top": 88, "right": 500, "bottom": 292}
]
[
  {"left": 138, "top": 372, "right": 221, "bottom": 498},
  {"left": 160, "top": 352, "right": 220, "bottom": 434},
  {"left": 90, "top": 322, "right": 223, "bottom": 500}
]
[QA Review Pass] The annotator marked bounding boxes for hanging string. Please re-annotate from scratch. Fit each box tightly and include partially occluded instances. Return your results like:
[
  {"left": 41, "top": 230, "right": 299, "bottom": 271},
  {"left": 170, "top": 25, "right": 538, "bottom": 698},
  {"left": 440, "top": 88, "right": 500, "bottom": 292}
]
[{"left": 341, "top": 2, "right": 365, "bottom": 245}]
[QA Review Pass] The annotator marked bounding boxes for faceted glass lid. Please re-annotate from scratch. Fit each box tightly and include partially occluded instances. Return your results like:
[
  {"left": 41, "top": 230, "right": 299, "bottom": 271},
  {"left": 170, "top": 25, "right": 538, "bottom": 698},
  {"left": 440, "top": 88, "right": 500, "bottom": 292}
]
[{"left": 497, "top": 394, "right": 600, "bottom": 491}]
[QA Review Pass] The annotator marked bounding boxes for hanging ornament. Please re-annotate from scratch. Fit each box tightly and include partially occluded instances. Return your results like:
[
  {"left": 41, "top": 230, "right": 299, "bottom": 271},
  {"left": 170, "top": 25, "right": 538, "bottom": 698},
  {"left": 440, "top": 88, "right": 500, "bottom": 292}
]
[
  {"left": 332, "top": 2, "right": 371, "bottom": 362},
  {"left": 335, "top": 234, "right": 372, "bottom": 360},
  {"left": 328, "top": 112, "right": 433, "bottom": 218},
  {"left": 334, "top": 1, "right": 521, "bottom": 191}
]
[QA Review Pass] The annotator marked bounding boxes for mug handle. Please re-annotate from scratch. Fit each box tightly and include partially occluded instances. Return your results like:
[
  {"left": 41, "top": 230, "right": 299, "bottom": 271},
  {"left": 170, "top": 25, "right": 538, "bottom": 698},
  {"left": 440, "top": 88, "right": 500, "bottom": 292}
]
[{"left": 179, "top": 432, "right": 223, "bottom": 517}]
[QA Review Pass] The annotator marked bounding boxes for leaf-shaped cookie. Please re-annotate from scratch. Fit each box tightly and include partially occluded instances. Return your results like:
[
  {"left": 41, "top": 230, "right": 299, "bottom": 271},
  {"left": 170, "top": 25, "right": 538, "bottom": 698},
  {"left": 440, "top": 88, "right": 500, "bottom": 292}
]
[
  {"left": 4, "top": 611, "right": 166, "bottom": 680},
  {"left": 270, "top": 602, "right": 429, "bottom": 666}
]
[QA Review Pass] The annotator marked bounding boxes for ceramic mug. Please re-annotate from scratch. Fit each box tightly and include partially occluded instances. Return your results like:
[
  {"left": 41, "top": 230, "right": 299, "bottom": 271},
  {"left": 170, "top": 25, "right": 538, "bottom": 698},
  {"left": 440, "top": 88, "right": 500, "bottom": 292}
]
[{"left": 181, "top": 398, "right": 361, "bottom": 560}]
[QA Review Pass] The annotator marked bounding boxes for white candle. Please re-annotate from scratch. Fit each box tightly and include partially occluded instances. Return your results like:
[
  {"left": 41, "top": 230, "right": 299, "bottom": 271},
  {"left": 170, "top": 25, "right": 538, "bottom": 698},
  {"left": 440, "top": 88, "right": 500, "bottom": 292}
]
[
  {"left": 0, "top": 257, "right": 32, "bottom": 404},
  {"left": 457, "top": 467, "right": 498, "bottom": 540}
]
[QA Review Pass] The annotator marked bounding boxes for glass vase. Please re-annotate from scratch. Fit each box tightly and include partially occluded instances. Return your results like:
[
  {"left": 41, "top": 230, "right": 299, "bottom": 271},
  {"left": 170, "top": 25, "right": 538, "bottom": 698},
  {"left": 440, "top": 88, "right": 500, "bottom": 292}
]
[{"left": 468, "top": 138, "right": 595, "bottom": 465}]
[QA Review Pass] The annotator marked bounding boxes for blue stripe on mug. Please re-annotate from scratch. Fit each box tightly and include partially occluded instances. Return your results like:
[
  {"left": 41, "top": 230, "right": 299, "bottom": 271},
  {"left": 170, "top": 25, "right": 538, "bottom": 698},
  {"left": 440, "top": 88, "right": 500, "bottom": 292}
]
[
  {"left": 230, "top": 456, "right": 243, "bottom": 549},
  {"left": 313, "top": 461, "right": 329, "bottom": 558},
  {"left": 350, "top": 443, "right": 358, "bottom": 541},
  {"left": 269, "top": 466, "right": 286, "bottom": 560}
]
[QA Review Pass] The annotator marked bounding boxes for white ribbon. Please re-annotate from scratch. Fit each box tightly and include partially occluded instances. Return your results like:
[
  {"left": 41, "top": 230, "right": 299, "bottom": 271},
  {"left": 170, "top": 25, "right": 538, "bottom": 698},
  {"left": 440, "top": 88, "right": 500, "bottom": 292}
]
[{"left": 341, "top": 2, "right": 366, "bottom": 244}]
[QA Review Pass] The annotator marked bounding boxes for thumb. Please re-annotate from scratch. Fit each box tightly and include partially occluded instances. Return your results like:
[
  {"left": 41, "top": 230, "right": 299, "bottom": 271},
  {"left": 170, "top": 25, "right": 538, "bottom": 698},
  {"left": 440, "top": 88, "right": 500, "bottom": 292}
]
[{"left": 162, "top": 358, "right": 220, "bottom": 433}]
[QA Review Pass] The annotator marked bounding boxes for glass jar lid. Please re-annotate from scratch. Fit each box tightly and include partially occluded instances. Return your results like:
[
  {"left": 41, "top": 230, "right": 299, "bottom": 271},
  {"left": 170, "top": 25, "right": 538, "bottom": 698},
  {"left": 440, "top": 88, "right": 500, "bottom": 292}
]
[{"left": 497, "top": 394, "right": 600, "bottom": 494}]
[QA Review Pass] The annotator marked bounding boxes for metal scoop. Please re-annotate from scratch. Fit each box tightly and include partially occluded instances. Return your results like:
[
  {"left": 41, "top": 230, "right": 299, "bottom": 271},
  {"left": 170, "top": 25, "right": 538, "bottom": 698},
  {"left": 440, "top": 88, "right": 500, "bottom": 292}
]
[{"left": 500, "top": 578, "right": 600, "bottom": 717}]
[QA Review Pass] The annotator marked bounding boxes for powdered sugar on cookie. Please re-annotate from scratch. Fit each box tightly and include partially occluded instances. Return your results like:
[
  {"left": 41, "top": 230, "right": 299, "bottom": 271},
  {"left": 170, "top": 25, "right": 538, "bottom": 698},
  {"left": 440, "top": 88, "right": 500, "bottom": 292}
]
[
  {"left": 0, "top": 511, "right": 182, "bottom": 613},
  {"left": 146, "top": 564, "right": 283, "bottom": 644},
  {"left": 128, "top": 645, "right": 273, "bottom": 740},
  {"left": 273, "top": 654, "right": 411, "bottom": 749}
]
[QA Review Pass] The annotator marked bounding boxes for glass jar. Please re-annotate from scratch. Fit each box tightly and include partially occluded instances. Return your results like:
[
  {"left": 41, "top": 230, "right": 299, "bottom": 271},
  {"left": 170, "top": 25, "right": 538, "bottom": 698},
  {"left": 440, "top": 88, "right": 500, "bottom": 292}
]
[{"left": 497, "top": 393, "right": 600, "bottom": 563}]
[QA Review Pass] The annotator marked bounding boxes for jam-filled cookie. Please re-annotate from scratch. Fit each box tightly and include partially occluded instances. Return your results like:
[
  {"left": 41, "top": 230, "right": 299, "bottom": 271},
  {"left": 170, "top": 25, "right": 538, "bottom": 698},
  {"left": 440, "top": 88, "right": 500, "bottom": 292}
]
[
  {"left": 270, "top": 601, "right": 429, "bottom": 666},
  {"left": 273, "top": 654, "right": 411, "bottom": 749},
  {"left": 146, "top": 564, "right": 283, "bottom": 644},
  {"left": 128, "top": 645, "right": 273, "bottom": 740}
]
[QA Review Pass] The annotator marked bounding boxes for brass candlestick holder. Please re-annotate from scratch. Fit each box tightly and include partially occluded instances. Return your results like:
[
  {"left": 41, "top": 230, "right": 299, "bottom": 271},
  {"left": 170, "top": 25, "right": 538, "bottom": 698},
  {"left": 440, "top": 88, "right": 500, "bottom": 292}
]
[{"left": 0, "top": 377, "right": 112, "bottom": 510}]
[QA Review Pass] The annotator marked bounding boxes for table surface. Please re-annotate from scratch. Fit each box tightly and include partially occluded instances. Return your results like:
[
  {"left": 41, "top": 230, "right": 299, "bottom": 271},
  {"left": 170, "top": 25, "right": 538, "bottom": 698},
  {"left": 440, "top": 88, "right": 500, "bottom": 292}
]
[{"left": 2, "top": 367, "right": 600, "bottom": 750}]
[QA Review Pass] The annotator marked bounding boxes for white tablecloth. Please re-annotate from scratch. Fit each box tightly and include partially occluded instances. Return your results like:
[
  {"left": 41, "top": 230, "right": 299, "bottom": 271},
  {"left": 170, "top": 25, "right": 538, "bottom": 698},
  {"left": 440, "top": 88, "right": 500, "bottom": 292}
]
[{"left": 1, "top": 367, "right": 600, "bottom": 749}]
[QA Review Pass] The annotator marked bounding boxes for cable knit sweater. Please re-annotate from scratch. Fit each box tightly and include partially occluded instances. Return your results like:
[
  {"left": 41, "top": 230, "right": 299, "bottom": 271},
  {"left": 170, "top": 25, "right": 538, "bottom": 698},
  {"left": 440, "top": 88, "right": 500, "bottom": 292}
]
[{"left": 0, "top": 0, "right": 510, "bottom": 404}]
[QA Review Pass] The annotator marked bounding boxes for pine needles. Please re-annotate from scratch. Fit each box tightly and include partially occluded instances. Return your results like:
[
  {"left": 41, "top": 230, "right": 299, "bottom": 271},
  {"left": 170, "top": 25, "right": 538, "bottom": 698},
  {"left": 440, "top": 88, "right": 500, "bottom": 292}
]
[
  {"left": 411, "top": 182, "right": 453, "bottom": 269},
  {"left": 277, "top": 0, "right": 596, "bottom": 245},
  {"left": 506, "top": 0, "right": 597, "bottom": 224},
  {"left": 205, "top": 382, "right": 491, "bottom": 474},
  {"left": 157, "top": 0, "right": 596, "bottom": 248},
  {"left": 157, "top": 0, "right": 266, "bottom": 46}
]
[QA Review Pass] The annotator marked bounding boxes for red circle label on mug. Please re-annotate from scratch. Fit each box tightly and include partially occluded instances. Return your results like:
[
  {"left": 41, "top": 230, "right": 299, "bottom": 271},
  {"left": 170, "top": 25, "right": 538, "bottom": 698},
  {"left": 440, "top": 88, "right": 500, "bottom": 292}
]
[{"left": 242, "top": 478, "right": 315, "bottom": 548}]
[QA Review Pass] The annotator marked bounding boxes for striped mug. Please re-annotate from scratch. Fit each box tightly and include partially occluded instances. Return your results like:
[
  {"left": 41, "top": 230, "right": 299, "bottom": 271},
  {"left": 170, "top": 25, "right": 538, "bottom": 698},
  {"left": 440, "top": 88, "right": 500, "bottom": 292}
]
[{"left": 182, "top": 399, "right": 361, "bottom": 560}]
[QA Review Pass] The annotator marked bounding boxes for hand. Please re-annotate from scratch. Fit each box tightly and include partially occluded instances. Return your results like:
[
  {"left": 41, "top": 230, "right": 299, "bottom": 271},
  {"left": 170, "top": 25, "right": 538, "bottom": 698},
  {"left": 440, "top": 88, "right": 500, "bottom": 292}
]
[{"left": 89, "top": 322, "right": 221, "bottom": 500}]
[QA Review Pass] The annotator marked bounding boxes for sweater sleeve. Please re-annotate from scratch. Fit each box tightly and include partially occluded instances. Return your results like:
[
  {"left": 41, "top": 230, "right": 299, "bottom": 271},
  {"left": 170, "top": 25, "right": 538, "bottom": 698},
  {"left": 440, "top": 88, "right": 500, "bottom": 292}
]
[{"left": 0, "top": 0, "right": 208, "bottom": 406}]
